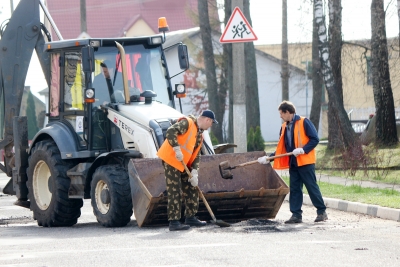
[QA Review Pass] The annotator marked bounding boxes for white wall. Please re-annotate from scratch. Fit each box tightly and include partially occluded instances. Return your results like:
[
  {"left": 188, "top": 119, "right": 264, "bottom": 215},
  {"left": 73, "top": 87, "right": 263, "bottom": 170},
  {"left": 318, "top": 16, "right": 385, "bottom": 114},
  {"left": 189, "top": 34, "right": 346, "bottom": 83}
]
[{"left": 256, "top": 53, "right": 314, "bottom": 141}]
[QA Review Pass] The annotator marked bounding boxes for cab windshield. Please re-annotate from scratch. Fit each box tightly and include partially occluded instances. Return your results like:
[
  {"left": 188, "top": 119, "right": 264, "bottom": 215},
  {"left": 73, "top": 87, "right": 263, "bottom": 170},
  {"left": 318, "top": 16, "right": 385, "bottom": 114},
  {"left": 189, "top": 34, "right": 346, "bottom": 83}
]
[{"left": 92, "top": 44, "right": 171, "bottom": 108}]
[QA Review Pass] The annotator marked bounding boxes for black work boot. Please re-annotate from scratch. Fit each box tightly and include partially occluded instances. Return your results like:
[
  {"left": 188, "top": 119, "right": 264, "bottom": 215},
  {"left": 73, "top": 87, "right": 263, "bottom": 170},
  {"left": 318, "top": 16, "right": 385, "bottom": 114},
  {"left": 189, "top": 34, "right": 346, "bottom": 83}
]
[
  {"left": 185, "top": 216, "right": 207, "bottom": 227},
  {"left": 314, "top": 212, "right": 328, "bottom": 222},
  {"left": 169, "top": 220, "right": 190, "bottom": 231},
  {"left": 284, "top": 215, "right": 303, "bottom": 224}
]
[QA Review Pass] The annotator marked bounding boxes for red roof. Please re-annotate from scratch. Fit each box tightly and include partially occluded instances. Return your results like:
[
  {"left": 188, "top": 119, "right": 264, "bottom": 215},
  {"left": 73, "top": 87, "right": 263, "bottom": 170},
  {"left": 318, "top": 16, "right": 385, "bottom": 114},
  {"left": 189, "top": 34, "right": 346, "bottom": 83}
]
[{"left": 47, "top": 0, "right": 200, "bottom": 39}]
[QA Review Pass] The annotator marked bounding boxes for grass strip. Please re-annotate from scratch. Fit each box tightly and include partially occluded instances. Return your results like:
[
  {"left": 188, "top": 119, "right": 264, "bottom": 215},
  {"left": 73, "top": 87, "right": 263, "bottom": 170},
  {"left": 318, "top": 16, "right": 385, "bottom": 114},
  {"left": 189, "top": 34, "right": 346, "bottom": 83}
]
[{"left": 282, "top": 177, "right": 400, "bottom": 209}]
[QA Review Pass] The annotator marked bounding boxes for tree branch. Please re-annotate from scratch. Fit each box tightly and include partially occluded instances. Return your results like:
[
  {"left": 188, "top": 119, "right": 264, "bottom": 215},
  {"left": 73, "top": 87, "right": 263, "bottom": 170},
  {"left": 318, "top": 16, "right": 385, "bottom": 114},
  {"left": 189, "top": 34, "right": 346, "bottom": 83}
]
[
  {"left": 342, "top": 41, "right": 371, "bottom": 51},
  {"left": 385, "top": 0, "right": 394, "bottom": 13}
]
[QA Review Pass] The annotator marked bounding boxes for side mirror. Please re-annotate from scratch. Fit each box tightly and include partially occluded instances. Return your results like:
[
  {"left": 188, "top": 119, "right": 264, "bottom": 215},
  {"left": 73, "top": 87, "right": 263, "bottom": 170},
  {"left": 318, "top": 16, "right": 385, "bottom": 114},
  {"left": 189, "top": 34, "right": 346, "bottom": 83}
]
[
  {"left": 178, "top": 44, "right": 189, "bottom": 70},
  {"left": 81, "top": 46, "right": 95, "bottom": 72}
]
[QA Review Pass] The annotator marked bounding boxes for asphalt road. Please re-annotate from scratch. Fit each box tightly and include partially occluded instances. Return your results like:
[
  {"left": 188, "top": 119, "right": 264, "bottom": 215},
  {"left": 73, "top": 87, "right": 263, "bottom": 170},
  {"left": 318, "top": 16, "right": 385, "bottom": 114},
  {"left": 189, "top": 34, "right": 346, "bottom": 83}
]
[{"left": 1, "top": 184, "right": 400, "bottom": 267}]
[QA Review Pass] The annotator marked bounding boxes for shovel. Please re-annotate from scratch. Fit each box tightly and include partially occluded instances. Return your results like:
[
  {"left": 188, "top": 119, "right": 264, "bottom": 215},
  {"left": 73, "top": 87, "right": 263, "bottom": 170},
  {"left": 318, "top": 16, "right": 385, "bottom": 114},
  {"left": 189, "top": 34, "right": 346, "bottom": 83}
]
[
  {"left": 219, "top": 152, "right": 294, "bottom": 179},
  {"left": 181, "top": 161, "right": 230, "bottom": 228}
]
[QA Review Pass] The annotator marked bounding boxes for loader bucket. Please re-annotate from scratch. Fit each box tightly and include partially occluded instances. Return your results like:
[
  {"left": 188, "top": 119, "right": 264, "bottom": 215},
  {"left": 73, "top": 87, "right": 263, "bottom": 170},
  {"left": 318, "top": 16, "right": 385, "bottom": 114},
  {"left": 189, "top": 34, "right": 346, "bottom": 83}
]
[{"left": 128, "top": 151, "right": 289, "bottom": 227}]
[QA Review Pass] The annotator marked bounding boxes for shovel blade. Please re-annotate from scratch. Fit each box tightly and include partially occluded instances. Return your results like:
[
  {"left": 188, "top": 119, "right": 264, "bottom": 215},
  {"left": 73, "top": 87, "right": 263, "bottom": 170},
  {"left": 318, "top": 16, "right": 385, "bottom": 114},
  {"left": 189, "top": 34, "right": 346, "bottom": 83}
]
[
  {"left": 210, "top": 219, "right": 231, "bottom": 227},
  {"left": 129, "top": 151, "right": 289, "bottom": 227}
]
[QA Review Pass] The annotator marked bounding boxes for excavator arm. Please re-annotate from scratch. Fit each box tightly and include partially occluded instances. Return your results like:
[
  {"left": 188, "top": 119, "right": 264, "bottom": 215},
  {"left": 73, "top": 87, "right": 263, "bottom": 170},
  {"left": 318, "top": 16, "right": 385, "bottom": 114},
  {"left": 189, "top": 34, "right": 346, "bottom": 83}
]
[{"left": 0, "top": 0, "right": 51, "bottom": 194}]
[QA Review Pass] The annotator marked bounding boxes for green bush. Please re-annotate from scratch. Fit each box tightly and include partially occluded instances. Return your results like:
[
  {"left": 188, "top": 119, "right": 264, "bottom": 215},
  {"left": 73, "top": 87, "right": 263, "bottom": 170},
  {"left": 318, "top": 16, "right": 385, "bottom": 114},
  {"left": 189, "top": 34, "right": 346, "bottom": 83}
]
[
  {"left": 247, "top": 126, "right": 265, "bottom": 151},
  {"left": 253, "top": 126, "right": 265, "bottom": 151},
  {"left": 247, "top": 127, "right": 254, "bottom": 151},
  {"left": 209, "top": 131, "right": 219, "bottom": 146}
]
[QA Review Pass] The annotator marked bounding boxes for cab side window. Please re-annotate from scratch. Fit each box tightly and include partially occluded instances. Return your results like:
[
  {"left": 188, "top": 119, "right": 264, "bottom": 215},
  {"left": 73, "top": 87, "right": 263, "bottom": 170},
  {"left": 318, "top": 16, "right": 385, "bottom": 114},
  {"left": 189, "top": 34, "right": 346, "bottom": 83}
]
[
  {"left": 64, "top": 52, "right": 85, "bottom": 111},
  {"left": 64, "top": 52, "right": 86, "bottom": 146},
  {"left": 49, "top": 53, "right": 60, "bottom": 117}
]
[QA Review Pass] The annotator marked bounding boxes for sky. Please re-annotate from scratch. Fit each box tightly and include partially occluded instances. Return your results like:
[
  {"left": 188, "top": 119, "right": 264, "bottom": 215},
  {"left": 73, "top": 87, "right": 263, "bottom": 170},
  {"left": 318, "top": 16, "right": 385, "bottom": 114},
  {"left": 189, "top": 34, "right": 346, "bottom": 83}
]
[
  {"left": 0, "top": 0, "right": 399, "bottom": 101},
  {"left": 244, "top": 0, "right": 399, "bottom": 45}
]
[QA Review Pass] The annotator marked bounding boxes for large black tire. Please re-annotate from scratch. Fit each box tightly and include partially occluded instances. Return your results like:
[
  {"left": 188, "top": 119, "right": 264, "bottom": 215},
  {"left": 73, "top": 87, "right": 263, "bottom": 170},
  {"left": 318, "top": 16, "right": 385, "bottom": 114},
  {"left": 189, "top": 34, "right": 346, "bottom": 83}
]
[
  {"left": 27, "top": 140, "right": 83, "bottom": 227},
  {"left": 91, "top": 165, "right": 133, "bottom": 227}
]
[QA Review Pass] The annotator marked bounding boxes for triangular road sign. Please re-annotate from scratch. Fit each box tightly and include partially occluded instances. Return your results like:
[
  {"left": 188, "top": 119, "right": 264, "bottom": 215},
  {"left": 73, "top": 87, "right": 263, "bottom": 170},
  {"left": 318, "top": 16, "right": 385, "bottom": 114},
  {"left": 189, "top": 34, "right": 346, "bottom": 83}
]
[{"left": 220, "top": 6, "right": 258, "bottom": 43}]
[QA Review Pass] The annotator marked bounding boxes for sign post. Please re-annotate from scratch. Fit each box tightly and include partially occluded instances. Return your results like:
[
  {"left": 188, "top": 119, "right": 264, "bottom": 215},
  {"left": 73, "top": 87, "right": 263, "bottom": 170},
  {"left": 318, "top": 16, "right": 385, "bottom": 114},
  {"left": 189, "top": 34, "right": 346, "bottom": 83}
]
[{"left": 220, "top": 2, "right": 257, "bottom": 153}]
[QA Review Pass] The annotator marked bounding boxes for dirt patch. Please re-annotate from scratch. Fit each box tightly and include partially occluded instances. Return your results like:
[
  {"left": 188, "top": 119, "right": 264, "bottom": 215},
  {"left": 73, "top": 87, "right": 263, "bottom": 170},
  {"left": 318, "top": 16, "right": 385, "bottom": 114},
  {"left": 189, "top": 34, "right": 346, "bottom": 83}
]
[
  {"left": 197, "top": 218, "right": 332, "bottom": 233},
  {"left": 0, "top": 215, "right": 34, "bottom": 226}
]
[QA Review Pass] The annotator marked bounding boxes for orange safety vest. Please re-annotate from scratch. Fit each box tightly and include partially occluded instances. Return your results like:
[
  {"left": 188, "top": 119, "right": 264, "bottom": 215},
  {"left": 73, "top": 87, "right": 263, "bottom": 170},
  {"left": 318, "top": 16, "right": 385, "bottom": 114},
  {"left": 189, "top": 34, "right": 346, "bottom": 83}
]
[
  {"left": 157, "top": 117, "right": 203, "bottom": 172},
  {"left": 273, "top": 116, "right": 316, "bottom": 170}
]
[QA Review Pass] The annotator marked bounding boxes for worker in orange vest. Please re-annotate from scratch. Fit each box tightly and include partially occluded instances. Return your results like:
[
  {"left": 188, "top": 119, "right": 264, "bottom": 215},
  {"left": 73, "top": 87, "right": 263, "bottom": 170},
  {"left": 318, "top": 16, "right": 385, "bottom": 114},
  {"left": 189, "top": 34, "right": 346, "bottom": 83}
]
[
  {"left": 157, "top": 110, "right": 217, "bottom": 231},
  {"left": 258, "top": 101, "right": 327, "bottom": 224}
]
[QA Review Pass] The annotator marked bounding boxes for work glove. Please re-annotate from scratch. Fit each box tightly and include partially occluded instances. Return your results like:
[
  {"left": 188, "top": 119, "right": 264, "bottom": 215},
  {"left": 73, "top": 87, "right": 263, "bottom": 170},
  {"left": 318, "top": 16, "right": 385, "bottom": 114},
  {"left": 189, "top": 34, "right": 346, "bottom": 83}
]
[
  {"left": 293, "top": 148, "right": 305, "bottom": 157},
  {"left": 257, "top": 156, "right": 270, "bottom": 165},
  {"left": 173, "top": 146, "right": 183, "bottom": 161},
  {"left": 188, "top": 169, "right": 198, "bottom": 187}
]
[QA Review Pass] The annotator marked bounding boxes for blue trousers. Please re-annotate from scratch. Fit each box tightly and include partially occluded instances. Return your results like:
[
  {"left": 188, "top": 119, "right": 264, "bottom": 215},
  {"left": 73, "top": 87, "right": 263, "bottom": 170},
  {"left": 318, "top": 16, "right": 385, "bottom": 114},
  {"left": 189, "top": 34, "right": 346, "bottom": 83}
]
[{"left": 289, "top": 164, "right": 326, "bottom": 217}]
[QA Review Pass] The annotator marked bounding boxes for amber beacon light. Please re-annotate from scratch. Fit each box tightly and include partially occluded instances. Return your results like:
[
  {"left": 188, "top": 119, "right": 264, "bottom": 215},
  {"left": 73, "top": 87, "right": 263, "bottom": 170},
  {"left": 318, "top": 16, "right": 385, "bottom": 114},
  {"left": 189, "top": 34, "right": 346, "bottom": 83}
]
[{"left": 158, "top": 17, "right": 169, "bottom": 32}]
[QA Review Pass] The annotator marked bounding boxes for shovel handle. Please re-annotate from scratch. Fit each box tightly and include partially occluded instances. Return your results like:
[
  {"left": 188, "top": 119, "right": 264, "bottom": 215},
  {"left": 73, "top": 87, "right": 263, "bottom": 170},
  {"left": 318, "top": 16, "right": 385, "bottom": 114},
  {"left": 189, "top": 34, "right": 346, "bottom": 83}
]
[
  {"left": 197, "top": 187, "right": 217, "bottom": 222},
  {"left": 235, "top": 152, "right": 294, "bottom": 168},
  {"left": 181, "top": 161, "right": 217, "bottom": 222},
  {"left": 266, "top": 152, "right": 294, "bottom": 161},
  {"left": 181, "top": 161, "right": 192, "bottom": 178}
]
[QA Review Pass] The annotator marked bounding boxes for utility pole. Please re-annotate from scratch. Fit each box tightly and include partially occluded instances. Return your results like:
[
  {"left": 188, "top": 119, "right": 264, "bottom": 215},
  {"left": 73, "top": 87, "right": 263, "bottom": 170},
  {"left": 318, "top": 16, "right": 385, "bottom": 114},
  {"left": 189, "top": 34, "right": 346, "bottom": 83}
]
[
  {"left": 306, "top": 60, "right": 308, "bottom": 117},
  {"left": 80, "top": 0, "right": 87, "bottom": 33},
  {"left": 42, "top": 0, "right": 51, "bottom": 38},
  {"left": 10, "top": 0, "right": 14, "bottom": 13},
  {"left": 301, "top": 60, "right": 309, "bottom": 117},
  {"left": 281, "top": 0, "right": 289, "bottom": 101},
  {"left": 232, "top": 0, "right": 247, "bottom": 153}
]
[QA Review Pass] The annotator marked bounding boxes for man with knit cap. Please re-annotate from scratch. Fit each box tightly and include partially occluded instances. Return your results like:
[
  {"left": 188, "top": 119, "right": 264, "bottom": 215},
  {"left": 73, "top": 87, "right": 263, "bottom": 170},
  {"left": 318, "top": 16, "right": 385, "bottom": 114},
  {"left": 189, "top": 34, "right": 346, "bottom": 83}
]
[{"left": 157, "top": 110, "right": 218, "bottom": 231}]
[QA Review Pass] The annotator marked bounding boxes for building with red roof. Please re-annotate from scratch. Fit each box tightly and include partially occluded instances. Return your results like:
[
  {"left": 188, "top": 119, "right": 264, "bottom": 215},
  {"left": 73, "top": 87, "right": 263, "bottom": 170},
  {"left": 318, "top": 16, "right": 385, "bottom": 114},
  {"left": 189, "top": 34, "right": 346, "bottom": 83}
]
[{"left": 46, "top": 0, "right": 201, "bottom": 39}]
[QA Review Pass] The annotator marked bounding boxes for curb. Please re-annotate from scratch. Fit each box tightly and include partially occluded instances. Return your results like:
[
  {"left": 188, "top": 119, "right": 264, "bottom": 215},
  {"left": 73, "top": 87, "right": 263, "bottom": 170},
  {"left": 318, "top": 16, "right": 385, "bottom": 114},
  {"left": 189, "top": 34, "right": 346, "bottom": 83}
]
[{"left": 285, "top": 194, "right": 400, "bottom": 222}]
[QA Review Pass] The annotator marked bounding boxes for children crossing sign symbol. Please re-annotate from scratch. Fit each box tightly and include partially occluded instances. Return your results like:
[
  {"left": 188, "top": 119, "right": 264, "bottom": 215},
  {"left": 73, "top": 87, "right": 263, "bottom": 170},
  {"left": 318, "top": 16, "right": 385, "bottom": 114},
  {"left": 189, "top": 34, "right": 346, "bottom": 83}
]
[{"left": 220, "top": 7, "right": 258, "bottom": 43}]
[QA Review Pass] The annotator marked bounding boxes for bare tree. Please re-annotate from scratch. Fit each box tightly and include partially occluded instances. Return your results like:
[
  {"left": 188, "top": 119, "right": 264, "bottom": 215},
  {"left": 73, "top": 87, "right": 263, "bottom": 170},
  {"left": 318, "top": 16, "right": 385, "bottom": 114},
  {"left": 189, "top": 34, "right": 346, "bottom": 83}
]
[
  {"left": 314, "top": 0, "right": 359, "bottom": 150},
  {"left": 309, "top": 0, "right": 323, "bottom": 131},
  {"left": 327, "top": 0, "right": 344, "bottom": 149},
  {"left": 371, "top": 0, "right": 398, "bottom": 146},
  {"left": 198, "top": 0, "right": 226, "bottom": 142},
  {"left": 281, "top": 0, "right": 289, "bottom": 101},
  {"left": 398, "top": 0, "right": 400, "bottom": 51},
  {"left": 243, "top": 0, "right": 260, "bottom": 132}
]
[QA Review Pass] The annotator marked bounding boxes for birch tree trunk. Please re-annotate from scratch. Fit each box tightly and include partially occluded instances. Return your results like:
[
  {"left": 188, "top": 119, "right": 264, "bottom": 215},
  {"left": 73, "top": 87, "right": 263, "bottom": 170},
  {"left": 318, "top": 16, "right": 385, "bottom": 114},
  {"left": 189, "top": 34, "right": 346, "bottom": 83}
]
[
  {"left": 243, "top": 0, "right": 260, "bottom": 132},
  {"left": 309, "top": 0, "right": 323, "bottom": 131},
  {"left": 198, "top": 0, "right": 225, "bottom": 142},
  {"left": 371, "top": 0, "right": 398, "bottom": 146},
  {"left": 314, "top": 0, "right": 358, "bottom": 150},
  {"left": 281, "top": 0, "right": 289, "bottom": 101},
  {"left": 327, "top": 0, "right": 344, "bottom": 149}
]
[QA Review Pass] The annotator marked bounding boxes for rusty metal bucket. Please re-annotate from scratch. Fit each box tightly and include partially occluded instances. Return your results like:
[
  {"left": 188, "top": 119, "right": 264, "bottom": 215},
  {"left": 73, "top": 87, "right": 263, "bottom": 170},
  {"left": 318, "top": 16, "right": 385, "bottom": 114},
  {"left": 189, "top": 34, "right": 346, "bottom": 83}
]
[{"left": 129, "top": 151, "right": 289, "bottom": 227}]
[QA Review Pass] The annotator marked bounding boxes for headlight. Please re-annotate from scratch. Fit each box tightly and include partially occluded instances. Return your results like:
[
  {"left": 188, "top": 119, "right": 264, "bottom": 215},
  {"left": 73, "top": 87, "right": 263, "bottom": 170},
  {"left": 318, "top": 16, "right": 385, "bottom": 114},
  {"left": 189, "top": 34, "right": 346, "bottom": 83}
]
[
  {"left": 86, "top": 89, "right": 95, "bottom": 98},
  {"left": 174, "top": 84, "right": 186, "bottom": 99},
  {"left": 176, "top": 84, "right": 185, "bottom": 93},
  {"left": 90, "top": 40, "right": 100, "bottom": 47},
  {"left": 150, "top": 36, "right": 163, "bottom": 45},
  {"left": 175, "top": 84, "right": 185, "bottom": 94}
]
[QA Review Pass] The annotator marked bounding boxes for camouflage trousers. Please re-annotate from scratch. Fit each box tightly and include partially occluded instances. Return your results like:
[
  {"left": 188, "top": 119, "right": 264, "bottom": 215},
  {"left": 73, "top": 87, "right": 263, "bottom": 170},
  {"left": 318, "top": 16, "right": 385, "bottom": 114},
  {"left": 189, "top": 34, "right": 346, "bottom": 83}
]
[{"left": 163, "top": 162, "right": 199, "bottom": 221}]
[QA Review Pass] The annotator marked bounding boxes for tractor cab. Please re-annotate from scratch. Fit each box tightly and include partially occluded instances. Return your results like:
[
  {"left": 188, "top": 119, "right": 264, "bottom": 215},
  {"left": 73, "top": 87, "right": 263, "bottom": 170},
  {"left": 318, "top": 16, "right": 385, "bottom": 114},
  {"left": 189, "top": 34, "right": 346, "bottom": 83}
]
[{"left": 44, "top": 37, "right": 188, "bottom": 155}]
